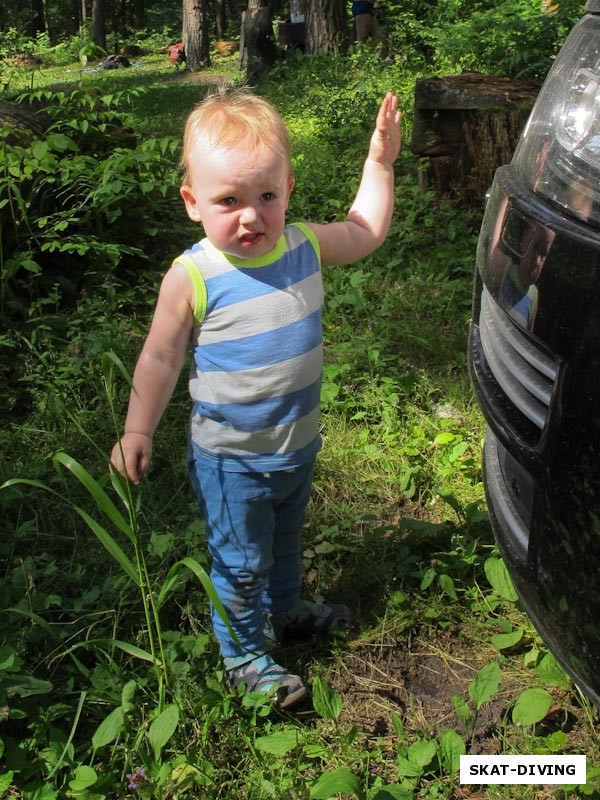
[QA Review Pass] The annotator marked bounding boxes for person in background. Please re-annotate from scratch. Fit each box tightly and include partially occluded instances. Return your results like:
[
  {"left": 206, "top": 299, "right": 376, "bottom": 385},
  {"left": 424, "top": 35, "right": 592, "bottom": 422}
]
[{"left": 352, "top": 0, "right": 379, "bottom": 43}]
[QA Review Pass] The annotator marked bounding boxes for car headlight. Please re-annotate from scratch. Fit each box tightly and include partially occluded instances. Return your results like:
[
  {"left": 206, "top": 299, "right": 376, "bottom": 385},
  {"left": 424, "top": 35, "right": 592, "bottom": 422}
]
[{"left": 512, "top": 11, "right": 600, "bottom": 227}]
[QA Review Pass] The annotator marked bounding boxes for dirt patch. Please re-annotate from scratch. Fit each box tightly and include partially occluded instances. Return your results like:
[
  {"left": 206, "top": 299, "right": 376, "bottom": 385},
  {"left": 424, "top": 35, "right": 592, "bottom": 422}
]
[
  {"left": 289, "top": 619, "right": 598, "bottom": 800},
  {"left": 327, "top": 629, "right": 506, "bottom": 756}
]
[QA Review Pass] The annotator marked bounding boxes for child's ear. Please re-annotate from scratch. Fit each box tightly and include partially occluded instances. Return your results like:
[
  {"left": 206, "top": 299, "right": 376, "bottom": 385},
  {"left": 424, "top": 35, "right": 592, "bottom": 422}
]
[
  {"left": 286, "top": 177, "right": 295, "bottom": 207},
  {"left": 180, "top": 185, "right": 202, "bottom": 222}
]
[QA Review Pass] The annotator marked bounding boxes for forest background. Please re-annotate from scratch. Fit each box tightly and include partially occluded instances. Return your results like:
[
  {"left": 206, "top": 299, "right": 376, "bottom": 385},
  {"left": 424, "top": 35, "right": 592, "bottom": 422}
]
[{"left": 1, "top": 1, "right": 597, "bottom": 799}]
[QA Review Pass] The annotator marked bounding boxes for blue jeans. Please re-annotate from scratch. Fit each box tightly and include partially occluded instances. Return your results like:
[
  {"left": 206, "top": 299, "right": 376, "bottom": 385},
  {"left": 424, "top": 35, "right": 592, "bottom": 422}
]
[{"left": 188, "top": 455, "right": 316, "bottom": 660}]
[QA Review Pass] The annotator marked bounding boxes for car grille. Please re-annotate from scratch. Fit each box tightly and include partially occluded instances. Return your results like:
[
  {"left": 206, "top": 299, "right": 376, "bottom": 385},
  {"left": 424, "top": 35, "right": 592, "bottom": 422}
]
[{"left": 479, "top": 286, "right": 558, "bottom": 433}]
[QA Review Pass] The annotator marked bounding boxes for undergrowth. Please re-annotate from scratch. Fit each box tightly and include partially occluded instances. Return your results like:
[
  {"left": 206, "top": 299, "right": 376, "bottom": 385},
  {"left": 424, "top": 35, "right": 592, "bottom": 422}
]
[{"left": 1, "top": 22, "right": 599, "bottom": 800}]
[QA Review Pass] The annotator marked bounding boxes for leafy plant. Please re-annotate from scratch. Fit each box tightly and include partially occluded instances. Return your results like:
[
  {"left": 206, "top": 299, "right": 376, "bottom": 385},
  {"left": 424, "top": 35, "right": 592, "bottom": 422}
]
[{"left": 1, "top": 86, "right": 179, "bottom": 315}]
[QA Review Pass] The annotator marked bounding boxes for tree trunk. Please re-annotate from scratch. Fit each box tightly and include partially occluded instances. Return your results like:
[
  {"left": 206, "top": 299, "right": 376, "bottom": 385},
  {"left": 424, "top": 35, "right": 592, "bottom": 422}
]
[
  {"left": 183, "top": 0, "right": 211, "bottom": 71},
  {"left": 304, "top": 0, "right": 347, "bottom": 54},
  {"left": 92, "top": 0, "right": 107, "bottom": 50},
  {"left": 215, "top": 0, "right": 227, "bottom": 39},
  {"left": 239, "top": 1, "right": 276, "bottom": 78},
  {"left": 132, "top": 0, "right": 145, "bottom": 28},
  {"left": 31, "top": 0, "right": 46, "bottom": 36}
]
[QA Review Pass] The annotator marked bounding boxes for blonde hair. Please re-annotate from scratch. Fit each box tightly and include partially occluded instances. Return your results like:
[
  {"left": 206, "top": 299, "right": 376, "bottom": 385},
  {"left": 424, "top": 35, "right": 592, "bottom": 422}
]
[{"left": 180, "top": 89, "right": 292, "bottom": 185}]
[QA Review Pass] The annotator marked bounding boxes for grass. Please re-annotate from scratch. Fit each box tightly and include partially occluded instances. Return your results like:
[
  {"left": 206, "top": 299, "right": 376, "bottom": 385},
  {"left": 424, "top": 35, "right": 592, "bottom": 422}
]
[{"left": 1, "top": 41, "right": 600, "bottom": 800}]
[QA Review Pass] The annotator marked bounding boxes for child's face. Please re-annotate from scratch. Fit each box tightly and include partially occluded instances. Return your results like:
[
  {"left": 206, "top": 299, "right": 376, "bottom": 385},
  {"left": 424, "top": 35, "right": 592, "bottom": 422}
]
[{"left": 180, "top": 139, "right": 294, "bottom": 260}]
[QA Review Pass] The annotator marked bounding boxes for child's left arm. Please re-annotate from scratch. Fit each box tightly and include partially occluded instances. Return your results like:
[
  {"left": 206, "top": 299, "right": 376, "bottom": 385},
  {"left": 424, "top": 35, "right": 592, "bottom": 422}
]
[{"left": 307, "top": 92, "right": 401, "bottom": 267}]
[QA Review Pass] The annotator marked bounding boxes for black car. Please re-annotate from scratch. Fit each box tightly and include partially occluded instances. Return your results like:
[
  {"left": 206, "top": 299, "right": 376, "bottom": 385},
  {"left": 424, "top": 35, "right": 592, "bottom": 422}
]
[{"left": 468, "top": 0, "right": 600, "bottom": 706}]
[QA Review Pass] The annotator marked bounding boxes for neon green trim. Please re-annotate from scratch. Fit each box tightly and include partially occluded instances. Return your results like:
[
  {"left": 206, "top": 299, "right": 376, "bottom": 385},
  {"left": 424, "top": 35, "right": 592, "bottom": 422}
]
[
  {"left": 173, "top": 255, "right": 207, "bottom": 325},
  {"left": 202, "top": 225, "right": 320, "bottom": 269},
  {"left": 291, "top": 222, "right": 321, "bottom": 264},
  {"left": 204, "top": 236, "right": 287, "bottom": 268}
]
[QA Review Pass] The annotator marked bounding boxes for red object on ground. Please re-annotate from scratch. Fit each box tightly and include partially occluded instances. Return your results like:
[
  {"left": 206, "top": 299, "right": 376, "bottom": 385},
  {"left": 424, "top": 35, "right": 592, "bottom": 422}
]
[{"left": 168, "top": 42, "right": 185, "bottom": 65}]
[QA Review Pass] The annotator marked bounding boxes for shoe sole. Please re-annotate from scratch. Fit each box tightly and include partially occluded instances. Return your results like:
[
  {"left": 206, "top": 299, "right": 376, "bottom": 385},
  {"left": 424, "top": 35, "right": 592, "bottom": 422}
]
[{"left": 276, "top": 684, "right": 309, "bottom": 709}]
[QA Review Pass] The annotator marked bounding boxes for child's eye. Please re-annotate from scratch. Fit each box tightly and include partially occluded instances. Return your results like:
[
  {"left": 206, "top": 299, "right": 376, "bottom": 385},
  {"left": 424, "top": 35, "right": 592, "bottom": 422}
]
[
  {"left": 220, "top": 197, "right": 236, "bottom": 207},
  {"left": 261, "top": 192, "right": 276, "bottom": 202}
]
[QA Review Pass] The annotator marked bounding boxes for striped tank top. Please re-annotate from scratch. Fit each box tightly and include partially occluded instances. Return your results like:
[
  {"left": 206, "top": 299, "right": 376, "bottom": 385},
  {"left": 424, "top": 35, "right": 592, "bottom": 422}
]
[{"left": 177, "top": 223, "right": 324, "bottom": 472}]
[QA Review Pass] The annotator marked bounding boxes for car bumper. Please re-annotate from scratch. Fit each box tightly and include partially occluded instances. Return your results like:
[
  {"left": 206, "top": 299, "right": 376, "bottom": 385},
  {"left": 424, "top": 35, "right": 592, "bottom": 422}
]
[{"left": 469, "top": 164, "right": 600, "bottom": 705}]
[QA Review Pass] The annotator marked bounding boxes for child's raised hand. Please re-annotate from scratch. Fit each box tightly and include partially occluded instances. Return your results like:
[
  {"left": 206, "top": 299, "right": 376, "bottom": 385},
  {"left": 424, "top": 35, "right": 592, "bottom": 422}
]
[{"left": 368, "top": 92, "right": 401, "bottom": 166}]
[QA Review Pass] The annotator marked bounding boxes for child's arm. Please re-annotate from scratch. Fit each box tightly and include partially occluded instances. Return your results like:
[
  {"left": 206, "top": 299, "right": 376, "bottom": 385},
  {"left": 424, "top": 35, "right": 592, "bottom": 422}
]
[
  {"left": 110, "top": 265, "right": 194, "bottom": 484},
  {"left": 307, "top": 92, "right": 401, "bottom": 267}
]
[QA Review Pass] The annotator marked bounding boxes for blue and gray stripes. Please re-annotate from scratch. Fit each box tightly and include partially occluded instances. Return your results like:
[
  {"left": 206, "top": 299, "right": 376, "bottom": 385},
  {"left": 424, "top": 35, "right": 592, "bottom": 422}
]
[{"left": 181, "top": 223, "right": 324, "bottom": 472}]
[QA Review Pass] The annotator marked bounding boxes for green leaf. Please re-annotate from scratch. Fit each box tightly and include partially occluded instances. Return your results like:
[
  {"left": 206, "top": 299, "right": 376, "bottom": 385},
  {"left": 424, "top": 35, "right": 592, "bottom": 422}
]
[
  {"left": 314, "top": 540, "right": 337, "bottom": 554},
  {"left": 0, "top": 772, "right": 14, "bottom": 793},
  {"left": 491, "top": 627, "right": 524, "bottom": 651},
  {"left": 32, "top": 140, "right": 49, "bottom": 160},
  {"left": 439, "top": 573, "right": 458, "bottom": 600},
  {"left": 255, "top": 729, "right": 302, "bottom": 755},
  {"left": 408, "top": 739, "right": 437, "bottom": 768},
  {"left": 68, "top": 765, "right": 98, "bottom": 793},
  {"left": 312, "top": 675, "right": 343, "bottom": 723},
  {"left": 438, "top": 728, "right": 466, "bottom": 774},
  {"left": 92, "top": 706, "right": 124, "bottom": 750},
  {"left": 0, "top": 648, "right": 15, "bottom": 671},
  {"left": 371, "top": 787, "right": 413, "bottom": 800},
  {"left": 536, "top": 652, "right": 570, "bottom": 687},
  {"left": 121, "top": 679, "right": 137, "bottom": 712},
  {"left": 449, "top": 441, "right": 469, "bottom": 462},
  {"left": 390, "top": 712, "right": 404, "bottom": 738},
  {"left": 103, "top": 350, "right": 135, "bottom": 393},
  {"left": 420, "top": 567, "right": 436, "bottom": 591},
  {"left": 469, "top": 661, "right": 502, "bottom": 710},
  {"left": 4, "top": 674, "right": 53, "bottom": 698},
  {"left": 484, "top": 557, "right": 518, "bottom": 602},
  {"left": 148, "top": 703, "right": 179, "bottom": 761},
  {"left": 512, "top": 687, "right": 553, "bottom": 726},
  {"left": 451, "top": 694, "right": 472, "bottom": 727},
  {"left": 397, "top": 756, "right": 423, "bottom": 779},
  {"left": 310, "top": 766, "right": 363, "bottom": 799},
  {"left": 112, "top": 640, "right": 159, "bottom": 664},
  {"left": 47, "top": 133, "right": 75, "bottom": 152}
]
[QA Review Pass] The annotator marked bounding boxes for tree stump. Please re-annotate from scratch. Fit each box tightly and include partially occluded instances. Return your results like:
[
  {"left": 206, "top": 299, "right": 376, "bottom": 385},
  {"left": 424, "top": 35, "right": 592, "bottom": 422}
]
[{"left": 410, "top": 72, "right": 541, "bottom": 209}]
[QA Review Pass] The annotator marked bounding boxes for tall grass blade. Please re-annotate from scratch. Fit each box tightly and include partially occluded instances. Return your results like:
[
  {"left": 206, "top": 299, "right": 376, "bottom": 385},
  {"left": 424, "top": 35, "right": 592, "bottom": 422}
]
[
  {"left": 72, "top": 506, "right": 140, "bottom": 585},
  {"left": 52, "top": 452, "right": 136, "bottom": 543},
  {"left": 103, "top": 350, "right": 136, "bottom": 393},
  {"left": 112, "top": 639, "right": 160, "bottom": 664},
  {"left": 109, "top": 466, "right": 132, "bottom": 511},
  {"left": 158, "top": 557, "right": 239, "bottom": 643},
  {"left": 1, "top": 477, "right": 139, "bottom": 584},
  {"left": 47, "top": 691, "right": 87, "bottom": 778}
]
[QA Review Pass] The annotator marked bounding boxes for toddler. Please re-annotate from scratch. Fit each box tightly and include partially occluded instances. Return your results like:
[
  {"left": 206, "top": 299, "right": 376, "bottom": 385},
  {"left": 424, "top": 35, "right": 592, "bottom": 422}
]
[{"left": 111, "top": 88, "right": 401, "bottom": 708}]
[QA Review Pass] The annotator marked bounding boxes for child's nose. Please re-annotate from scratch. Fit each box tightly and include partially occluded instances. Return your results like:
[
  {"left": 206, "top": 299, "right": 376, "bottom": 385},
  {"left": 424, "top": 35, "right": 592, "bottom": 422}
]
[{"left": 239, "top": 204, "right": 258, "bottom": 224}]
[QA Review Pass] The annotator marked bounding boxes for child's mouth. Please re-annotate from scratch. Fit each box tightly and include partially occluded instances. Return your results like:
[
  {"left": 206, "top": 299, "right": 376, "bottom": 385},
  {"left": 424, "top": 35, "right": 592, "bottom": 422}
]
[{"left": 240, "top": 232, "right": 263, "bottom": 246}]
